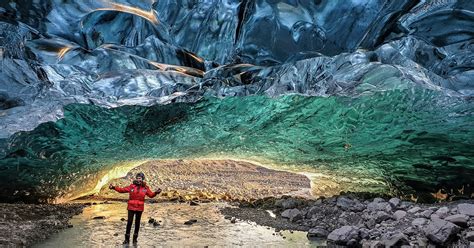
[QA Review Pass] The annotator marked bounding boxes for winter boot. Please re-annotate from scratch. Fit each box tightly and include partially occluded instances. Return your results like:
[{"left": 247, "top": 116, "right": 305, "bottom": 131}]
[
  {"left": 123, "top": 234, "right": 130, "bottom": 244},
  {"left": 132, "top": 233, "right": 138, "bottom": 244}
]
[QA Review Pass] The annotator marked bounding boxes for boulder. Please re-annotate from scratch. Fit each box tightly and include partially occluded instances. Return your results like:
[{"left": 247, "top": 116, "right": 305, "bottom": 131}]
[
  {"left": 275, "top": 198, "right": 299, "bottom": 209},
  {"left": 445, "top": 214, "right": 469, "bottom": 227},
  {"left": 307, "top": 227, "right": 329, "bottom": 239},
  {"left": 281, "top": 208, "right": 303, "bottom": 222},
  {"left": 367, "top": 202, "right": 392, "bottom": 213},
  {"left": 388, "top": 198, "right": 401, "bottom": 208},
  {"left": 327, "top": 226, "right": 360, "bottom": 245},
  {"left": 393, "top": 210, "right": 407, "bottom": 220},
  {"left": 383, "top": 233, "right": 409, "bottom": 247},
  {"left": 412, "top": 218, "right": 427, "bottom": 227},
  {"left": 306, "top": 206, "right": 319, "bottom": 218},
  {"left": 417, "top": 210, "right": 434, "bottom": 219},
  {"left": 465, "top": 231, "right": 474, "bottom": 242},
  {"left": 423, "top": 219, "right": 461, "bottom": 245},
  {"left": 361, "top": 240, "right": 384, "bottom": 248},
  {"left": 374, "top": 211, "right": 393, "bottom": 224},
  {"left": 435, "top": 207, "right": 449, "bottom": 219},
  {"left": 457, "top": 204, "right": 474, "bottom": 217},
  {"left": 337, "top": 196, "right": 355, "bottom": 210},
  {"left": 336, "top": 197, "right": 366, "bottom": 212},
  {"left": 408, "top": 206, "right": 421, "bottom": 214}
]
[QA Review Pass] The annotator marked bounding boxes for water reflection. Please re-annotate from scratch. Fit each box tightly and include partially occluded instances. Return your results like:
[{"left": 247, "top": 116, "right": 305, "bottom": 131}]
[{"left": 36, "top": 202, "right": 324, "bottom": 247}]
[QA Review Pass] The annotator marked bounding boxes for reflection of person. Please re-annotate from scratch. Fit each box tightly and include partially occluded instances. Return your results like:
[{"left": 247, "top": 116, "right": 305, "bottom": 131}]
[{"left": 109, "top": 172, "right": 162, "bottom": 244}]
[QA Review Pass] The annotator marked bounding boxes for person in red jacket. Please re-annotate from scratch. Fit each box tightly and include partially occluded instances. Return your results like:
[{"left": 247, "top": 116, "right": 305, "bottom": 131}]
[{"left": 109, "top": 172, "right": 161, "bottom": 245}]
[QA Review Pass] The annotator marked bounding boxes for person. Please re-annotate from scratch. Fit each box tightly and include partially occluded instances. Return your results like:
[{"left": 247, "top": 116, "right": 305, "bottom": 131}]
[{"left": 109, "top": 172, "right": 162, "bottom": 244}]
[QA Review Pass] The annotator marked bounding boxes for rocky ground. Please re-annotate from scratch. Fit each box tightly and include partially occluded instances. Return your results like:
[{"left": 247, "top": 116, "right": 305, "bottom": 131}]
[
  {"left": 221, "top": 194, "right": 474, "bottom": 247},
  {"left": 96, "top": 159, "right": 312, "bottom": 202},
  {"left": 2, "top": 159, "right": 474, "bottom": 247},
  {"left": 0, "top": 203, "right": 85, "bottom": 247}
]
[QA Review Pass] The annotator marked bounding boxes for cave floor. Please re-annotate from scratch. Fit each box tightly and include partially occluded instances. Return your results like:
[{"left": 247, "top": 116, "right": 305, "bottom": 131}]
[{"left": 34, "top": 201, "right": 321, "bottom": 247}]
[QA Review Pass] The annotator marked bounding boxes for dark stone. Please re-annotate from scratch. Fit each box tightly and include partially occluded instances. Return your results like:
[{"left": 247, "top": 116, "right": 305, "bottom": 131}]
[
  {"left": 327, "top": 226, "right": 360, "bottom": 245},
  {"left": 307, "top": 227, "right": 328, "bottom": 239},
  {"left": 374, "top": 211, "right": 393, "bottom": 224},
  {"left": 445, "top": 214, "right": 469, "bottom": 228},
  {"left": 458, "top": 204, "right": 474, "bottom": 217},
  {"left": 388, "top": 198, "right": 401, "bottom": 208},
  {"left": 275, "top": 198, "right": 299, "bottom": 209},
  {"left": 423, "top": 219, "right": 461, "bottom": 245},
  {"left": 281, "top": 208, "right": 303, "bottom": 222},
  {"left": 466, "top": 231, "right": 474, "bottom": 242},
  {"left": 384, "top": 233, "right": 409, "bottom": 247},
  {"left": 92, "top": 216, "right": 105, "bottom": 219},
  {"left": 393, "top": 210, "right": 407, "bottom": 220}
]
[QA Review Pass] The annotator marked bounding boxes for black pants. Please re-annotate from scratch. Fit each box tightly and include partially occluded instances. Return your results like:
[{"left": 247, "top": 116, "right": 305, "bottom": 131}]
[{"left": 125, "top": 210, "right": 143, "bottom": 236}]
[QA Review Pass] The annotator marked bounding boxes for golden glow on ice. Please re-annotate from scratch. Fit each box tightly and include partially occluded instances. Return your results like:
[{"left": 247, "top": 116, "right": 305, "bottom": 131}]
[{"left": 92, "top": 1, "right": 159, "bottom": 25}]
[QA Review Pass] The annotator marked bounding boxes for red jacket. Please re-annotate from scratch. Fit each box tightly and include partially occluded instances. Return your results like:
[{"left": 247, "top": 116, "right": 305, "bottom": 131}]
[{"left": 114, "top": 182, "right": 157, "bottom": 211}]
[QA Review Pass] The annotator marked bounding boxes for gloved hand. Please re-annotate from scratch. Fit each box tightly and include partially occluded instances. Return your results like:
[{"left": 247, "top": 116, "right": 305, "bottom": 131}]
[
  {"left": 154, "top": 188, "right": 162, "bottom": 195},
  {"left": 109, "top": 184, "right": 115, "bottom": 190}
]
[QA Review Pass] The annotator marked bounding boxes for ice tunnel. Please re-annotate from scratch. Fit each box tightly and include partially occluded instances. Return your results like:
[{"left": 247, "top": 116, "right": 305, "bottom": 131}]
[{"left": 0, "top": 0, "right": 473, "bottom": 203}]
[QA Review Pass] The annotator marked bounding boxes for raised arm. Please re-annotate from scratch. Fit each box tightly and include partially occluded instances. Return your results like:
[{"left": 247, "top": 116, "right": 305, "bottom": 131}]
[
  {"left": 145, "top": 185, "right": 161, "bottom": 198},
  {"left": 109, "top": 184, "right": 131, "bottom": 193}
]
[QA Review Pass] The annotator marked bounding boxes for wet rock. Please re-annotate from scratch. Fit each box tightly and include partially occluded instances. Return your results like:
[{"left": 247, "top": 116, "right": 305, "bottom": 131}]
[
  {"left": 327, "top": 225, "right": 360, "bottom": 245},
  {"left": 388, "top": 198, "right": 400, "bottom": 208},
  {"left": 412, "top": 218, "right": 427, "bottom": 227},
  {"left": 383, "top": 232, "right": 409, "bottom": 247},
  {"left": 367, "top": 202, "right": 392, "bottom": 213},
  {"left": 373, "top": 198, "right": 385, "bottom": 203},
  {"left": 281, "top": 209, "right": 303, "bottom": 222},
  {"left": 458, "top": 204, "right": 474, "bottom": 217},
  {"left": 306, "top": 206, "right": 319, "bottom": 218},
  {"left": 408, "top": 207, "right": 421, "bottom": 214},
  {"left": 435, "top": 207, "right": 449, "bottom": 219},
  {"left": 417, "top": 210, "right": 434, "bottom": 219},
  {"left": 275, "top": 198, "right": 299, "bottom": 209},
  {"left": 336, "top": 196, "right": 355, "bottom": 210},
  {"left": 393, "top": 210, "right": 407, "bottom": 220},
  {"left": 359, "top": 228, "right": 370, "bottom": 240},
  {"left": 430, "top": 214, "right": 441, "bottom": 220},
  {"left": 468, "top": 218, "right": 474, "bottom": 227},
  {"left": 403, "top": 227, "right": 416, "bottom": 236},
  {"left": 414, "top": 237, "right": 428, "bottom": 247},
  {"left": 450, "top": 208, "right": 458, "bottom": 215},
  {"left": 399, "top": 201, "right": 413, "bottom": 210},
  {"left": 361, "top": 240, "right": 384, "bottom": 248},
  {"left": 374, "top": 211, "right": 393, "bottom": 224},
  {"left": 307, "top": 226, "right": 328, "bottom": 239},
  {"left": 445, "top": 214, "right": 469, "bottom": 228},
  {"left": 466, "top": 231, "right": 474, "bottom": 242},
  {"left": 424, "top": 219, "right": 461, "bottom": 245}
]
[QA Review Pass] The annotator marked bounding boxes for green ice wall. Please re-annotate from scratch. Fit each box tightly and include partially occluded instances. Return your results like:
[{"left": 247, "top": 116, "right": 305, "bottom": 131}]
[{"left": 1, "top": 86, "right": 473, "bottom": 202}]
